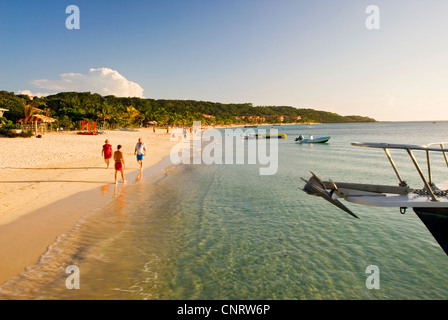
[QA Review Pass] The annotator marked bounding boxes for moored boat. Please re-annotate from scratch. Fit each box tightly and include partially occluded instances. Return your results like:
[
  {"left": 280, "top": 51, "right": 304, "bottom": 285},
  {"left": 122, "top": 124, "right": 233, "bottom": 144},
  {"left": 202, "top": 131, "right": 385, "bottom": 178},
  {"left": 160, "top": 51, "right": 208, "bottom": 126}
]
[
  {"left": 241, "top": 133, "right": 259, "bottom": 140},
  {"left": 301, "top": 141, "right": 448, "bottom": 256},
  {"left": 264, "top": 133, "right": 286, "bottom": 139},
  {"left": 242, "top": 133, "right": 286, "bottom": 139},
  {"left": 77, "top": 131, "right": 99, "bottom": 135},
  {"left": 295, "top": 135, "right": 330, "bottom": 143}
]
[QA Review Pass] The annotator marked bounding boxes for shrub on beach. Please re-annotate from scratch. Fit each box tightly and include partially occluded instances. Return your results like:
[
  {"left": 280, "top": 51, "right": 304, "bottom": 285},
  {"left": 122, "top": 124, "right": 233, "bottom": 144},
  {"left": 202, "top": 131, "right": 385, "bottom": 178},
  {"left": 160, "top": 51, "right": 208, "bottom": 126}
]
[
  {"left": 0, "top": 122, "right": 33, "bottom": 138},
  {"left": 1, "top": 131, "right": 34, "bottom": 138},
  {"left": 0, "top": 122, "right": 20, "bottom": 132},
  {"left": 0, "top": 117, "right": 13, "bottom": 127}
]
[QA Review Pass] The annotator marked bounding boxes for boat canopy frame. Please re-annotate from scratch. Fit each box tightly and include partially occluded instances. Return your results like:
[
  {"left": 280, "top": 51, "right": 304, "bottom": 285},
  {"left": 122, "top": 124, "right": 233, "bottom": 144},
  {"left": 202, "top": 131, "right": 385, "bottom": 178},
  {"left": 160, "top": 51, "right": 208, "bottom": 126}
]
[{"left": 352, "top": 142, "right": 448, "bottom": 202}]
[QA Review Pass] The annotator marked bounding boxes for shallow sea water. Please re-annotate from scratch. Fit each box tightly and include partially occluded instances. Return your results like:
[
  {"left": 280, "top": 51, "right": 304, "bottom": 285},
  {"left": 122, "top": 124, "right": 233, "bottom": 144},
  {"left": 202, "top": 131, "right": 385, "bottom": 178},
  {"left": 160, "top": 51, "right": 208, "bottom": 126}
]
[{"left": 1, "top": 121, "right": 448, "bottom": 300}]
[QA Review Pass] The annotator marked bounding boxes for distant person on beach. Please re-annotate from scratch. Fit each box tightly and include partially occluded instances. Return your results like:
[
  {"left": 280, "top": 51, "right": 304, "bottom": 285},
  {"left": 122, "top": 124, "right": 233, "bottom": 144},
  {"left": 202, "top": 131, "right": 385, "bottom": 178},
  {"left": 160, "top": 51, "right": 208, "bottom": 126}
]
[
  {"left": 114, "top": 145, "right": 127, "bottom": 184},
  {"left": 134, "top": 138, "right": 147, "bottom": 170},
  {"left": 102, "top": 139, "right": 113, "bottom": 168}
]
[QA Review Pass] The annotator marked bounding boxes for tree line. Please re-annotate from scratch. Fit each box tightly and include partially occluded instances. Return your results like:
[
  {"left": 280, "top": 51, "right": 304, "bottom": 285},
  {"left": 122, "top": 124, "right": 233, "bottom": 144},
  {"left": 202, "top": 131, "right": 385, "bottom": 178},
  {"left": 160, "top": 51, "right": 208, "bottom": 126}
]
[{"left": 0, "top": 91, "right": 376, "bottom": 130}]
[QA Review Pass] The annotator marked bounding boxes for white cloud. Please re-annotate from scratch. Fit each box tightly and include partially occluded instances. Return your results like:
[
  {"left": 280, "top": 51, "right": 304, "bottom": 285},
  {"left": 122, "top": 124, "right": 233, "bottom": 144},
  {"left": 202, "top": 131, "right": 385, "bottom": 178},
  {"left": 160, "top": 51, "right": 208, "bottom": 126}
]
[
  {"left": 16, "top": 90, "right": 51, "bottom": 98},
  {"left": 21, "top": 68, "right": 145, "bottom": 98}
]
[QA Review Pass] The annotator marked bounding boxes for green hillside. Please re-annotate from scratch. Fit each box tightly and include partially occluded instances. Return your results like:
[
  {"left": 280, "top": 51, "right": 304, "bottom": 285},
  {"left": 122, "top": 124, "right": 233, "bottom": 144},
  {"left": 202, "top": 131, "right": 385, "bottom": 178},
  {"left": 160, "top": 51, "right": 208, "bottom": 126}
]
[{"left": 0, "top": 91, "right": 376, "bottom": 130}]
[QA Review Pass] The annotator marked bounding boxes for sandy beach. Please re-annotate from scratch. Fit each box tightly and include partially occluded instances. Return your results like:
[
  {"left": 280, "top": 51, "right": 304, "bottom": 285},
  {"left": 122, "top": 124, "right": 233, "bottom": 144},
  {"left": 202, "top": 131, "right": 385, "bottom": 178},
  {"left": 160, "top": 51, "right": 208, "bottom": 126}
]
[{"left": 0, "top": 128, "right": 177, "bottom": 285}]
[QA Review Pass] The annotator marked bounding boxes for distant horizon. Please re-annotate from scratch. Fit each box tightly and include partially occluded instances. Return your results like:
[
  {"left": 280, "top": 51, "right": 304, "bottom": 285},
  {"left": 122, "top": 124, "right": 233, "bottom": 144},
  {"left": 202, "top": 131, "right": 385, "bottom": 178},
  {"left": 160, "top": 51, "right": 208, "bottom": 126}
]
[{"left": 1, "top": 1, "right": 447, "bottom": 122}]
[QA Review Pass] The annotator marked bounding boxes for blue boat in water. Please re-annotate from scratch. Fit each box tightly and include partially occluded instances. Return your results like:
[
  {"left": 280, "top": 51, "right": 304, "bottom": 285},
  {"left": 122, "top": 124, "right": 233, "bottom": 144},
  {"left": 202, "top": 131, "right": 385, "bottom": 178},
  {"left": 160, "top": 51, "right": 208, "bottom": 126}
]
[{"left": 295, "top": 135, "right": 330, "bottom": 144}]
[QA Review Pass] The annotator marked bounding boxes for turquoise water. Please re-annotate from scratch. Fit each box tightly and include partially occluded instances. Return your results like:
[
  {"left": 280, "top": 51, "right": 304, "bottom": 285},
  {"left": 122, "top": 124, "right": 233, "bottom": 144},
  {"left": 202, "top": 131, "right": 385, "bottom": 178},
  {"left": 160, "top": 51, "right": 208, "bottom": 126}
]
[{"left": 1, "top": 121, "right": 448, "bottom": 300}]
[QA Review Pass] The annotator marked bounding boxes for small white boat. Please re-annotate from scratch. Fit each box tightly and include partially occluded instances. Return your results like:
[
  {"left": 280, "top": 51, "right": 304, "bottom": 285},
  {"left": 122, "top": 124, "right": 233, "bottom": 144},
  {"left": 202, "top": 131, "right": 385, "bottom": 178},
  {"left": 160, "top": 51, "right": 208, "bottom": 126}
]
[
  {"left": 241, "top": 133, "right": 258, "bottom": 140},
  {"left": 295, "top": 135, "right": 330, "bottom": 144},
  {"left": 302, "top": 141, "right": 448, "bottom": 256}
]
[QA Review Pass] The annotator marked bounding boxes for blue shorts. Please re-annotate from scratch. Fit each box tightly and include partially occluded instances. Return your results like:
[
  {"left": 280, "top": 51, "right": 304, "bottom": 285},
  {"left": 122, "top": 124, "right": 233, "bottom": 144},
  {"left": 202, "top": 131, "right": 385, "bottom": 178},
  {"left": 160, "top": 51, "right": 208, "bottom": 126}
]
[{"left": 137, "top": 154, "right": 144, "bottom": 161}]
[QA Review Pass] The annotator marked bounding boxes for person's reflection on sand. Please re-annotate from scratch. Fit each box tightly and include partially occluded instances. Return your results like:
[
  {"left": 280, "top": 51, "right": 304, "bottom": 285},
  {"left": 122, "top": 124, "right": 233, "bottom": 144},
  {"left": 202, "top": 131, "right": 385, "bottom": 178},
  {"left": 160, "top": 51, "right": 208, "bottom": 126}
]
[
  {"left": 113, "top": 183, "right": 127, "bottom": 218},
  {"left": 114, "top": 183, "right": 119, "bottom": 197},
  {"left": 100, "top": 184, "right": 110, "bottom": 195},
  {"left": 136, "top": 170, "right": 143, "bottom": 182}
]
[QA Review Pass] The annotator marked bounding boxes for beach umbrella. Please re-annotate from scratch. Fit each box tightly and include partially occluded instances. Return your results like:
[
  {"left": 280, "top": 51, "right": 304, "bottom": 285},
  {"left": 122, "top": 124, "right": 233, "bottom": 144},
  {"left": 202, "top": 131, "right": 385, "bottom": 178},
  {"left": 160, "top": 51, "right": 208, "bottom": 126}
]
[
  {"left": 147, "top": 121, "right": 157, "bottom": 132},
  {"left": 17, "top": 114, "right": 57, "bottom": 123},
  {"left": 17, "top": 114, "right": 57, "bottom": 134}
]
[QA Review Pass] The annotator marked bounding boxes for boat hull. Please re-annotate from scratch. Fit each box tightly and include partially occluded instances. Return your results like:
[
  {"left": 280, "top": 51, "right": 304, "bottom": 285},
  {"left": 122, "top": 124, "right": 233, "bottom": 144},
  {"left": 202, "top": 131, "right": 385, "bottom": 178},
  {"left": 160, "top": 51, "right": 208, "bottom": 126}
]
[
  {"left": 264, "top": 134, "right": 286, "bottom": 139},
  {"left": 77, "top": 132, "right": 99, "bottom": 135},
  {"left": 296, "top": 136, "right": 330, "bottom": 143},
  {"left": 414, "top": 207, "right": 448, "bottom": 256},
  {"left": 245, "top": 134, "right": 287, "bottom": 139}
]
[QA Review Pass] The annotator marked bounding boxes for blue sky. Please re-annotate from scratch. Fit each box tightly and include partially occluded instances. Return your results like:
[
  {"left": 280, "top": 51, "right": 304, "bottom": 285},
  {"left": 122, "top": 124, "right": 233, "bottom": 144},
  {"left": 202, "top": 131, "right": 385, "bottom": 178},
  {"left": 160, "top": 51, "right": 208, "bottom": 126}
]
[{"left": 1, "top": 0, "right": 448, "bottom": 121}]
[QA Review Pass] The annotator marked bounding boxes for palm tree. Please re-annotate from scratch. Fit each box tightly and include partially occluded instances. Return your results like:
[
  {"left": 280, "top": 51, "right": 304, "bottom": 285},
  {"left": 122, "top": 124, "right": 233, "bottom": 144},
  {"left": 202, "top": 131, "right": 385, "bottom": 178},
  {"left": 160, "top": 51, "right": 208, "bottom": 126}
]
[
  {"left": 22, "top": 104, "right": 44, "bottom": 134},
  {"left": 24, "top": 104, "right": 43, "bottom": 118},
  {"left": 97, "top": 102, "right": 113, "bottom": 129},
  {"left": 124, "top": 105, "right": 140, "bottom": 127},
  {"left": 169, "top": 112, "right": 184, "bottom": 127}
]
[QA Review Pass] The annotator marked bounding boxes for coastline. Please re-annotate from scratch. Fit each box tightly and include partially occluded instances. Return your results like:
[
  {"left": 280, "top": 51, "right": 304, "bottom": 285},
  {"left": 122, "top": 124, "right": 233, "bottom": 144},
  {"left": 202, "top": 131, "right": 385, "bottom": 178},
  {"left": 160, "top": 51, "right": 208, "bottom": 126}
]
[{"left": 0, "top": 128, "right": 177, "bottom": 285}]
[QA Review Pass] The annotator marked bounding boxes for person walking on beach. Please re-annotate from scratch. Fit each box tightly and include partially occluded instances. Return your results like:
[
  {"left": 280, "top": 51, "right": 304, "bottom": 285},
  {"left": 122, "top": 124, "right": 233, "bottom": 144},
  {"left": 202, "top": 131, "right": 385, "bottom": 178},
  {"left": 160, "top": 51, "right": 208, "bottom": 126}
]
[
  {"left": 114, "top": 145, "right": 127, "bottom": 184},
  {"left": 134, "top": 138, "right": 147, "bottom": 170},
  {"left": 102, "top": 139, "right": 113, "bottom": 168}
]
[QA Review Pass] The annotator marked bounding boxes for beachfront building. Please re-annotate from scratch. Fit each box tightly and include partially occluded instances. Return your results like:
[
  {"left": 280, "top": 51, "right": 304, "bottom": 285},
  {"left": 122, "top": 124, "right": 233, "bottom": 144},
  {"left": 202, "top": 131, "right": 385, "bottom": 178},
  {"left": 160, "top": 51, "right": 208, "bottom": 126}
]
[
  {"left": 233, "top": 115, "right": 266, "bottom": 123},
  {"left": 232, "top": 114, "right": 301, "bottom": 123},
  {"left": 264, "top": 115, "right": 302, "bottom": 123},
  {"left": 286, "top": 115, "right": 302, "bottom": 122},
  {"left": 248, "top": 116, "right": 265, "bottom": 122},
  {"left": 0, "top": 108, "right": 8, "bottom": 117}
]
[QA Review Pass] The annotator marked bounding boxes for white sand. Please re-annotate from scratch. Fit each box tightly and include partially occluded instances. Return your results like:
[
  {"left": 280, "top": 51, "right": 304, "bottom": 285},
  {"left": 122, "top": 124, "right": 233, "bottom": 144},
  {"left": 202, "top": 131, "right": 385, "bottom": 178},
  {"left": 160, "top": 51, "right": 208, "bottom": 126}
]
[
  {"left": 0, "top": 128, "right": 176, "bottom": 224},
  {"left": 0, "top": 128, "right": 177, "bottom": 284}
]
